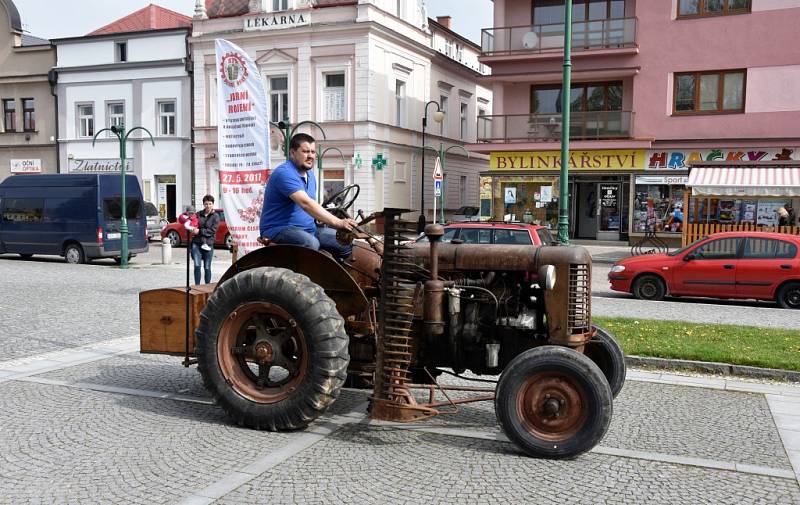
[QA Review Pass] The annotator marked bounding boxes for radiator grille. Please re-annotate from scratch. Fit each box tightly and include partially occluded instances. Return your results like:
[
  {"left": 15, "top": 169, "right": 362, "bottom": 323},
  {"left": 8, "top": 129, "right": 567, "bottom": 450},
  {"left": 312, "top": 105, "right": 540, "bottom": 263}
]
[{"left": 568, "top": 263, "right": 591, "bottom": 332}]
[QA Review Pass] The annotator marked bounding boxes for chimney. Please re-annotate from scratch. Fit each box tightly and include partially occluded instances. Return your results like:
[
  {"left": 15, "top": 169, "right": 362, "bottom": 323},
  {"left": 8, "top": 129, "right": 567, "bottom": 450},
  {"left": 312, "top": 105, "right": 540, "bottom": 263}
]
[{"left": 436, "top": 16, "right": 452, "bottom": 30}]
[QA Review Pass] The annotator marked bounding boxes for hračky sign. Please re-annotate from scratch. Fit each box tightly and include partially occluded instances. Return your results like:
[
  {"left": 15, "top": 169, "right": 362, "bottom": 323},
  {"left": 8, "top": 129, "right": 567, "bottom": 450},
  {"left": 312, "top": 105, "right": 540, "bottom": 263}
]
[{"left": 243, "top": 11, "right": 311, "bottom": 31}]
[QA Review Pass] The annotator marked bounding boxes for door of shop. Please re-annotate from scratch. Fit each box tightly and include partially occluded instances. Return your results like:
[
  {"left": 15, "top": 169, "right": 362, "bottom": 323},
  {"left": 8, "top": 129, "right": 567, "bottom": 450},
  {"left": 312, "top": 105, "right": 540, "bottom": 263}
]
[
  {"left": 598, "top": 183, "right": 621, "bottom": 241},
  {"left": 576, "top": 182, "right": 598, "bottom": 239}
]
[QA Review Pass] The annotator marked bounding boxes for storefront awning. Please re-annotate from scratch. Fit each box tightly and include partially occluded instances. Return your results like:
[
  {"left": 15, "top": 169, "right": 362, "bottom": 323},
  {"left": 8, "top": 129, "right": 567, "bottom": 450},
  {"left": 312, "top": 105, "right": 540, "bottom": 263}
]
[{"left": 687, "top": 166, "right": 800, "bottom": 197}]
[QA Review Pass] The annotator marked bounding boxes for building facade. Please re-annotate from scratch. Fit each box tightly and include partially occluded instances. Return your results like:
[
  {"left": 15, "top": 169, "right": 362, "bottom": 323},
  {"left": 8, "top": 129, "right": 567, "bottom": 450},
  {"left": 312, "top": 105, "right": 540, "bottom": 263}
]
[
  {"left": 52, "top": 5, "right": 192, "bottom": 222},
  {"left": 191, "top": 0, "right": 491, "bottom": 221},
  {"left": 0, "top": 0, "right": 57, "bottom": 180},
  {"left": 470, "top": 0, "right": 800, "bottom": 244}
]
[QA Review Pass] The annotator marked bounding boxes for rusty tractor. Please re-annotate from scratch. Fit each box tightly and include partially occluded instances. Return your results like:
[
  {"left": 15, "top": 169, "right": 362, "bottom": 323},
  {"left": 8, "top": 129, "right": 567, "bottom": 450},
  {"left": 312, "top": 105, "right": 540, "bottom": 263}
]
[{"left": 139, "top": 184, "right": 625, "bottom": 459}]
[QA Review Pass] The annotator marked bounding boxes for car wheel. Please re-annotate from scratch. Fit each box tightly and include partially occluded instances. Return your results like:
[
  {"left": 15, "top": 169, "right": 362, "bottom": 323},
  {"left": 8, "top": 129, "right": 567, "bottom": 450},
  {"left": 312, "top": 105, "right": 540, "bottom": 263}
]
[
  {"left": 167, "top": 230, "right": 181, "bottom": 247},
  {"left": 777, "top": 282, "right": 800, "bottom": 309},
  {"left": 64, "top": 243, "right": 85, "bottom": 264},
  {"left": 632, "top": 274, "right": 665, "bottom": 301}
]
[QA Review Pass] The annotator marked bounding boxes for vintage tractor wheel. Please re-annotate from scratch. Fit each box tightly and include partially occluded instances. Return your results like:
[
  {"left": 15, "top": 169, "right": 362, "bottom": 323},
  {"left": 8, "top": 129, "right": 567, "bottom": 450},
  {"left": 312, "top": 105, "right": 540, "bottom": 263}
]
[
  {"left": 196, "top": 267, "right": 349, "bottom": 430},
  {"left": 495, "top": 346, "right": 612, "bottom": 459},
  {"left": 584, "top": 324, "right": 626, "bottom": 398}
]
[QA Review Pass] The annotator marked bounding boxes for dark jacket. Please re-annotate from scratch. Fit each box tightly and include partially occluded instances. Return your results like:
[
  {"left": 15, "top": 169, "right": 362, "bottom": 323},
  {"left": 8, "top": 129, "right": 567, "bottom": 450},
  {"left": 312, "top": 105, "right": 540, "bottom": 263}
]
[{"left": 193, "top": 210, "right": 220, "bottom": 246}]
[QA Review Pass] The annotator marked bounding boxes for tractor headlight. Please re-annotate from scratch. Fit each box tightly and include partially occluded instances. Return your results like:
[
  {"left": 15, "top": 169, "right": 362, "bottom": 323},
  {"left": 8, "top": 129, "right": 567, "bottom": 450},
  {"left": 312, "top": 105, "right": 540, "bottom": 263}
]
[
  {"left": 537, "top": 264, "right": 556, "bottom": 291},
  {"left": 610, "top": 265, "right": 626, "bottom": 273}
]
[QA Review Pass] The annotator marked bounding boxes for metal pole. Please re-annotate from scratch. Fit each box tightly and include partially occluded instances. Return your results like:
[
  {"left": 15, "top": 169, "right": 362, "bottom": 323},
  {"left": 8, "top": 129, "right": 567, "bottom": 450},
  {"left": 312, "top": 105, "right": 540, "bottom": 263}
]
[
  {"left": 557, "top": 0, "right": 573, "bottom": 245},
  {"left": 118, "top": 125, "right": 129, "bottom": 268},
  {"left": 439, "top": 145, "right": 445, "bottom": 224}
]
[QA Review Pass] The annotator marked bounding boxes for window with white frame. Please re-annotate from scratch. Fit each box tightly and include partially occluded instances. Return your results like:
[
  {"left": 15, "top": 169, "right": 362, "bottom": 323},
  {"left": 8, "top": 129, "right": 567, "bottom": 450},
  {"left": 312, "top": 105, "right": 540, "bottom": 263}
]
[
  {"left": 158, "top": 100, "right": 176, "bottom": 136},
  {"left": 323, "top": 72, "right": 345, "bottom": 121},
  {"left": 460, "top": 102, "right": 468, "bottom": 139},
  {"left": 439, "top": 94, "right": 448, "bottom": 136},
  {"left": 459, "top": 176, "right": 467, "bottom": 206},
  {"left": 478, "top": 107, "right": 489, "bottom": 140},
  {"left": 394, "top": 161, "right": 407, "bottom": 183},
  {"left": 272, "top": 0, "right": 288, "bottom": 11},
  {"left": 395, "top": 80, "right": 406, "bottom": 127},
  {"left": 77, "top": 103, "right": 94, "bottom": 138},
  {"left": 269, "top": 76, "right": 289, "bottom": 123},
  {"left": 107, "top": 102, "right": 124, "bottom": 135}
]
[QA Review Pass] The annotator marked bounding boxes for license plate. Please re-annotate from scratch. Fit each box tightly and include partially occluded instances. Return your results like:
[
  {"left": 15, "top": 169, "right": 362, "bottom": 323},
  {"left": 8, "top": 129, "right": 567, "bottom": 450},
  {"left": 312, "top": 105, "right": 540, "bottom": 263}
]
[{"left": 107, "top": 232, "right": 121, "bottom": 240}]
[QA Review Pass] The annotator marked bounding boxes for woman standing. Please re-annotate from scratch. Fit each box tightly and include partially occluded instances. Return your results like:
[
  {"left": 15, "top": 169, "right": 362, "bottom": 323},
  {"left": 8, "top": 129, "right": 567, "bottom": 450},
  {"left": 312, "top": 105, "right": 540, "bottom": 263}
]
[{"left": 191, "top": 194, "right": 220, "bottom": 284}]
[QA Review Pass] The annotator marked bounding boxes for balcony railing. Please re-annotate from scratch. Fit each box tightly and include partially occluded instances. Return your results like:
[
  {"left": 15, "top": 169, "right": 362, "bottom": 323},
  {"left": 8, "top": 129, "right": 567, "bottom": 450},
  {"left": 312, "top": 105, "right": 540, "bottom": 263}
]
[
  {"left": 481, "top": 18, "right": 637, "bottom": 56},
  {"left": 476, "top": 111, "right": 634, "bottom": 143}
]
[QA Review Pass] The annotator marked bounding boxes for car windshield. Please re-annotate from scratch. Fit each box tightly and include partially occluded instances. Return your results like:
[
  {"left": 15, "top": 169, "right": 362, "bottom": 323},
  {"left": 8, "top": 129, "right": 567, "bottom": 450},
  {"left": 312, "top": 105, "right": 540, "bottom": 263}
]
[{"left": 666, "top": 236, "right": 707, "bottom": 256}]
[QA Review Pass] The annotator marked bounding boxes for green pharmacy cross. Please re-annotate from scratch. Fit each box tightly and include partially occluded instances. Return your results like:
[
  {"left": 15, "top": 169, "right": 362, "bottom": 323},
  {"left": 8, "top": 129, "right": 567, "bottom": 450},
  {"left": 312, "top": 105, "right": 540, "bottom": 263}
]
[
  {"left": 372, "top": 153, "right": 388, "bottom": 171},
  {"left": 352, "top": 153, "right": 363, "bottom": 170}
]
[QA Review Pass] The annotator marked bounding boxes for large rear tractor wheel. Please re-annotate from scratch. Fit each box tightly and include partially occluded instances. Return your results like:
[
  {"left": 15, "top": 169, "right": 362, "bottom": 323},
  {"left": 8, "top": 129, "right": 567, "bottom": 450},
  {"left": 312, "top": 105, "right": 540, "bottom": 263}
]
[
  {"left": 584, "top": 325, "right": 626, "bottom": 398},
  {"left": 495, "top": 346, "right": 612, "bottom": 459},
  {"left": 196, "top": 267, "right": 349, "bottom": 430}
]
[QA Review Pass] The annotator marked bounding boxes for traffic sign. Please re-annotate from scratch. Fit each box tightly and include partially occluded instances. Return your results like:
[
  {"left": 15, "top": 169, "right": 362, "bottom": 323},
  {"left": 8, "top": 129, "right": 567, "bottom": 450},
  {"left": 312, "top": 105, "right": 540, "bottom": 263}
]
[
  {"left": 432, "top": 155, "right": 443, "bottom": 180},
  {"left": 434, "top": 179, "right": 442, "bottom": 196}
]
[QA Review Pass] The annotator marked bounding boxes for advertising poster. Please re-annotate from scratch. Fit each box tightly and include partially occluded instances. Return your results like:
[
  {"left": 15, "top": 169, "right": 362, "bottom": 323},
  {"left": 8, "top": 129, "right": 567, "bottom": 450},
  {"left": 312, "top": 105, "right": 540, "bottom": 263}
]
[
  {"left": 756, "top": 201, "right": 786, "bottom": 226},
  {"left": 740, "top": 200, "right": 756, "bottom": 224},
  {"left": 505, "top": 187, "right": 517, "bottom": 204},
  {"left": 216, "top": 39, "right": 271, "bottom": 254}
]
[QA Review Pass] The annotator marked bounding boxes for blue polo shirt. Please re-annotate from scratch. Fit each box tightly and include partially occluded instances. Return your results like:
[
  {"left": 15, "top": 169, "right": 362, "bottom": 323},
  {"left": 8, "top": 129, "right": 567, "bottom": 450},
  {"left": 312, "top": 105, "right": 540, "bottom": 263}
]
[{"left": 259, "top": 159, "right": 317, "bottom": 238}]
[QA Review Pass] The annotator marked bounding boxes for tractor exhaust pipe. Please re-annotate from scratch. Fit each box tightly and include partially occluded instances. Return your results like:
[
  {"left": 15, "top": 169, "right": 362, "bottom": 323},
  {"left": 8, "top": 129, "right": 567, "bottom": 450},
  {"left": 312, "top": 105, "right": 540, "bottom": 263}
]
[{"left": 423, "top": 224, "right": 445, "bottom": 336}]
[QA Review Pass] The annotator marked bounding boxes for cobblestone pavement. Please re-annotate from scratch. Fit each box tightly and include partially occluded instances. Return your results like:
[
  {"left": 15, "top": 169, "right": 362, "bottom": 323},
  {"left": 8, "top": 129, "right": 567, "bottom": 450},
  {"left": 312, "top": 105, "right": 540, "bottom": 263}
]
[{"left": 1, "top": 250, "right": 799, "bottom": 503}]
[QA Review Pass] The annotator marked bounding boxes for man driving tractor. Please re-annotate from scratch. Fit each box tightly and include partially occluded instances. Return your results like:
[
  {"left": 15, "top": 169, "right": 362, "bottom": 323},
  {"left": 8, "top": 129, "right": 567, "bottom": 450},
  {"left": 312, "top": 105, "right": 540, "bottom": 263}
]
[{"left": 259, "top": 133, "right": 357, "bottom": 260}]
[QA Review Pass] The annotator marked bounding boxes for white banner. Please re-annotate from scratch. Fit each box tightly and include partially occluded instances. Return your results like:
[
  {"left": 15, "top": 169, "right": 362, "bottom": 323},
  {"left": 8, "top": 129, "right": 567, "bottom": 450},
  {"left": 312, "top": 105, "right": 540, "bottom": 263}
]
[{"left": 216, "top": 39, "right": 270, "bottom": 255}]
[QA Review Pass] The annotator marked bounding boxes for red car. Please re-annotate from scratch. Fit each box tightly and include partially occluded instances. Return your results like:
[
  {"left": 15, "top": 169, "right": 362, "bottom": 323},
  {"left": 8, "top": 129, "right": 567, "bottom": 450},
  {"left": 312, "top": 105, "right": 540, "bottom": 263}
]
[
  {"left": 160, "top": 208, "right": 232, "bottom": 249},
  {"left": 609, "top": 231, "right": 800, "bottom": 309},
  {"left": 415, "top": 222, "right": 558, "bottom": 246}
]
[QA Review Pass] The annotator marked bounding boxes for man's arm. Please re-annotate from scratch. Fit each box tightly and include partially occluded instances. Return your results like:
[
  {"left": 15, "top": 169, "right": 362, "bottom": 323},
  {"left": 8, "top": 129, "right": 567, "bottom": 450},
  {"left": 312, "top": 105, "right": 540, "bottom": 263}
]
[{"left": 289, "top": 190, "right": 356, "bottom": 231}]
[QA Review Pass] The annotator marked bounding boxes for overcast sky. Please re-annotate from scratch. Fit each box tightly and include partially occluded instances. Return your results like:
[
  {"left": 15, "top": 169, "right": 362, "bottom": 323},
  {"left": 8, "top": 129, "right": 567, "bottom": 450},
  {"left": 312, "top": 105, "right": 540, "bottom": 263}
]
[{"left": 14, "top": 0, "right": 492, "bottom": 44}]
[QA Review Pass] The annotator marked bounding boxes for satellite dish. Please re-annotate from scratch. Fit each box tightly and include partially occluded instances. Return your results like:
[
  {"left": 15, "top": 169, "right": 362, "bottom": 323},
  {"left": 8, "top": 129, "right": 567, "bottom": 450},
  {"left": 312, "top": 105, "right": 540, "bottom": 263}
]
[{"left": 522, "top": 32, "right": 539, "bottom": 49}]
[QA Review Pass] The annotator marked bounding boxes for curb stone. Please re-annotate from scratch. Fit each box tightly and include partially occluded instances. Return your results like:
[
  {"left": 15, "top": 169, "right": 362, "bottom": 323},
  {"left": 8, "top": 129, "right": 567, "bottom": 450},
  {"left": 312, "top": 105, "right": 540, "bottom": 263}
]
[{"left": 626, "top": 355, "right": 800, "bottom": 382}]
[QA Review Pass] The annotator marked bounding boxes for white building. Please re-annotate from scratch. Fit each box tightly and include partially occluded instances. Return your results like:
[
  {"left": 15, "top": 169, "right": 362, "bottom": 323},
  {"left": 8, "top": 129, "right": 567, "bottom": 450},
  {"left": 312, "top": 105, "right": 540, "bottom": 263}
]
[
  {"left": 52, "top": 5, "right": 192, "bottom": 222},
  {"left": 191, "top": 0, "right": 491, "bottom": 222}
]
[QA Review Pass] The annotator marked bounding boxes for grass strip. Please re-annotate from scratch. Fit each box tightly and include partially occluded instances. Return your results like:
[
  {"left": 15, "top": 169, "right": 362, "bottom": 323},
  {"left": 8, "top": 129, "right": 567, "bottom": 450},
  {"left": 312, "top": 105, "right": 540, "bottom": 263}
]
[{"left": 593, "top": 316, "right": 800, "bottom": 372}]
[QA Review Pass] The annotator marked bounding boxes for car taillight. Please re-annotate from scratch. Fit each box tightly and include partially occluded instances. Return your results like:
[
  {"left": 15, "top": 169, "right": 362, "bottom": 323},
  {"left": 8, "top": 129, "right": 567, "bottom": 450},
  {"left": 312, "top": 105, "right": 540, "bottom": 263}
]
[{"left": 97, "top": 227, "right": 104, "bottom": 245}]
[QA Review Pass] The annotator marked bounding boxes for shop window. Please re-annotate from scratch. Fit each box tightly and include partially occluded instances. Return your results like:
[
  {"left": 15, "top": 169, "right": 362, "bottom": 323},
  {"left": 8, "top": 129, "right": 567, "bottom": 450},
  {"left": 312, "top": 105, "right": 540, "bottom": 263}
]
[
  {"left": 633, "top": 184, "right": 684, "bottom": 233},
  {"left": 688, "top": 198, "right": 792, "bottom": 227},
  {"left": 678, "top": 0, "right": 750, "bottom": 18},
  {"left": 492, "top": 177, "right": 559, "bottom": 229},
  {"left": 674, "top": 70, "right": 745, "bottom": 114}
]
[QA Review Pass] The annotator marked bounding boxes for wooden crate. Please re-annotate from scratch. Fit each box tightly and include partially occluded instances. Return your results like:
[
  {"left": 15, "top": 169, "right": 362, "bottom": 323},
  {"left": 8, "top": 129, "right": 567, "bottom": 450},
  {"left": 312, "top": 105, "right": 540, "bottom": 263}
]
[{"left": 139, "top": 284, "right": 216, "bottom": 355}]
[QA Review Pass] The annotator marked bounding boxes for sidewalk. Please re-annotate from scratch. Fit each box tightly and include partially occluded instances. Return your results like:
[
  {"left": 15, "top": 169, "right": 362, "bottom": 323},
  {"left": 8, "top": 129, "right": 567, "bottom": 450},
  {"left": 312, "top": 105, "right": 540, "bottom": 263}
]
[{"left": 571, "top": 239, "right": 633, "bottom": 264}]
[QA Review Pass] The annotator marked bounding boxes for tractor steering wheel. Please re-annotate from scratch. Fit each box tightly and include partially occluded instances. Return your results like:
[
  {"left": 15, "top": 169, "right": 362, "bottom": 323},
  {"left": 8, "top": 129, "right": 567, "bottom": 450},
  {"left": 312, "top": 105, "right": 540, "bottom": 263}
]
[{"left": 322, "top": 184, "right": 360, "bottom": 214}]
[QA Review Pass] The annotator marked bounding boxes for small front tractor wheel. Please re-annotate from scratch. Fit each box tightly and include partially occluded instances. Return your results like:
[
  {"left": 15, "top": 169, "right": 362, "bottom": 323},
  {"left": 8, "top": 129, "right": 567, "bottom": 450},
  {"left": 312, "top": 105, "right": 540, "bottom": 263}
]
[
  {"left": 584, "top": 324, "right": 627, "bottom": 398},
  {"left": 495, "top": 346, "right": 612, "bottom": 459},
  {"left": 196, "top": 267, "right": 349, "bottom": 430}
]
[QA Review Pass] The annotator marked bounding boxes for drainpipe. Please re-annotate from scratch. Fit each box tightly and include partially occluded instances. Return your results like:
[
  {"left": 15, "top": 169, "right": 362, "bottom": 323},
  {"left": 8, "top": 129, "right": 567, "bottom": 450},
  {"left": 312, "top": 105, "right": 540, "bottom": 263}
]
[{"left": 47, "top": 68, "right": 60, "bottom": 173}]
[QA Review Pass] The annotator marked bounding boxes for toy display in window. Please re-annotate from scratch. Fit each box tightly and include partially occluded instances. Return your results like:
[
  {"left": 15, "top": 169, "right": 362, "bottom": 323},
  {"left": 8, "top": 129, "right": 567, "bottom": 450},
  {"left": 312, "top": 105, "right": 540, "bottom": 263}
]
[{"left": 717, "top": 200, "right": 737, "bottom": 223}]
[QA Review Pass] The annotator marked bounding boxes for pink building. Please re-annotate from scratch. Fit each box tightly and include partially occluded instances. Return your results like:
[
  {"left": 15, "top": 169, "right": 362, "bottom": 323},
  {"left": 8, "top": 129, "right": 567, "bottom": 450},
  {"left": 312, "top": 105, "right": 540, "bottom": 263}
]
[{"left": 469, "top": 0, "right": 800, "bottom": 244}]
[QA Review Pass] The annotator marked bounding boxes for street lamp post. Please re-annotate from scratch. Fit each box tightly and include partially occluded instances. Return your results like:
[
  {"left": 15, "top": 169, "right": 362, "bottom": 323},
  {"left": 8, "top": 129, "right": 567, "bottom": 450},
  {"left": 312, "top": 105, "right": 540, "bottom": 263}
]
[
  {"left": 270, "top": 119, "right": 327, "bottom": 160},
  {"left": 422, "top": 143, "right": 469, "bottom": 224},
  {"left": 557, "top": 0, "right": 574, "bottom": 245},
  {"left": 92, "top": 123, "right": 154, "bottom": 268},
  {"left": 418, "top": 100, "right": 445, "bottom": 233}
]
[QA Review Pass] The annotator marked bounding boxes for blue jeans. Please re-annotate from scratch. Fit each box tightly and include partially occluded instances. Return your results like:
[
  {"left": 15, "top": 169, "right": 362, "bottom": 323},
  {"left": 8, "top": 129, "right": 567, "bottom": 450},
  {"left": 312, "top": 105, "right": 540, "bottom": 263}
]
[
  {"left": 270, "top": 226, "right": 352, "bottom": 260},
  {"left": 191, "top": 242, "right": 213, "bottom": 284}
]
